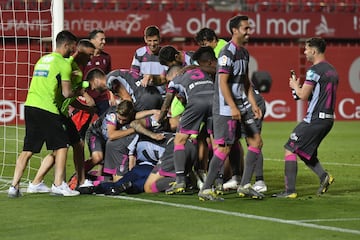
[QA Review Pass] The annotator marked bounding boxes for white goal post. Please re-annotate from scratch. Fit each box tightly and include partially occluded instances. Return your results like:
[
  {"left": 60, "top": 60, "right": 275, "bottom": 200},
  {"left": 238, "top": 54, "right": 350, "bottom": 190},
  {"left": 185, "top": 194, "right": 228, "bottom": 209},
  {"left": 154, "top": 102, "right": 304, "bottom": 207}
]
[{"left": 0, "top": 0, "right": 64, "bottom": 190}]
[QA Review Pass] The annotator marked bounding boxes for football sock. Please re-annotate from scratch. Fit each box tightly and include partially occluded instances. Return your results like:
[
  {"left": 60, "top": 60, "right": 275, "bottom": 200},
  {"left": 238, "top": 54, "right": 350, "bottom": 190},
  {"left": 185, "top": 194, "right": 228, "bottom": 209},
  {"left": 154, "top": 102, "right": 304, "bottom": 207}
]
[
  {"left": 202, "top": 148, "right": 227, "bottom": 190},
  {"left": 307, "top": 161, "right": 327, "bottom": 181},
  {"left": 240, "top": 146, "right": 260, "bottom": 186},
  {"left": 229, "top": 142, "right": 242, "bottom": 176},
  {"left": 174, "top": 144, "right": 186, "bottom": 183},
  {"left": 255, "top": 152, "right": 264, "bottom": 181},
  {"left": 215, "top": 173, "right": 224, "bottom": 186},
  {"left": 154, "top": 177, "right": 176, "bottom": 193},
  {"left": 207, "top": 141, "right": 213, "bottom": 161},
  {"left": 255, "top": 175, "right": 264, "bottom": 182},
  {"left": 285, "top": 154, "right": 297, "bottom": 193}
]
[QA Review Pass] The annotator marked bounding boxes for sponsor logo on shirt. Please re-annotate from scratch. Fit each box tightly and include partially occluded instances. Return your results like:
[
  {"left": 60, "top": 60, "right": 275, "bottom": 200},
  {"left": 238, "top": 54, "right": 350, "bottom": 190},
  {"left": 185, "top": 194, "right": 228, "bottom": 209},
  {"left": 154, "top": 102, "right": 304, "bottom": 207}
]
[
  {"left": 219, "top": 55, "right": 227, "bottom": 66},
  {"left": 34, "top": 70, "right": 49, "bottom": 77}
]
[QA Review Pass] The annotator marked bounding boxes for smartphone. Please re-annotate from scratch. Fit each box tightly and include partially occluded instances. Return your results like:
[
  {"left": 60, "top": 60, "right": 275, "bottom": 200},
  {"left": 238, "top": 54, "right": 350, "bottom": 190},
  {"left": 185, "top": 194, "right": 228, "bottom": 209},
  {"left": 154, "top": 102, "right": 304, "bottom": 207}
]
[{"left": 290, "top": 70, "right": 296, "bottom": 80}]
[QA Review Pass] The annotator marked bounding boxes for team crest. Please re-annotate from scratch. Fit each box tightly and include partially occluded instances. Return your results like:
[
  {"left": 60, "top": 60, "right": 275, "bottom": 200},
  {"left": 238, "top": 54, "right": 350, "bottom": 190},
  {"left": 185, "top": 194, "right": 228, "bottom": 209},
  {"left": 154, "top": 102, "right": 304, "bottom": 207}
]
[{"left": 109, "top": 114, "right": 116, "bottom": 122}]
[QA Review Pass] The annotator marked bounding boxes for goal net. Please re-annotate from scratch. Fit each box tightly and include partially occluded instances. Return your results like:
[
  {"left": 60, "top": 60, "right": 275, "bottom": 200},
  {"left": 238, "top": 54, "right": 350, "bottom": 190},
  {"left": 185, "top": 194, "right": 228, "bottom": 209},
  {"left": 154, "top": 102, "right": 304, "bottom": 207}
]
[{"left": 0, "top": 0, "right": 61, "bottom": 190}]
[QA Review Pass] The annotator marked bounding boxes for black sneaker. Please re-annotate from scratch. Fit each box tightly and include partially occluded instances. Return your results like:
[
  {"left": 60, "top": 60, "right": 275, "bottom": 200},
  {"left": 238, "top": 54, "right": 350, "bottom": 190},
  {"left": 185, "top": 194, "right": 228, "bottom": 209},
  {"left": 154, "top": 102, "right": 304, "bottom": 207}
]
[
  {"left": 105, "top": 181, "right": 132, "bottom": 196},
  {"left": 105, "top": 187, "right": 121, "bottom": 196},
  {"left": 76, "top": 186, "right": 94, "bottom": 195},
  {"left": 93, "top": 185, "right": 106, "bottom": 194}
]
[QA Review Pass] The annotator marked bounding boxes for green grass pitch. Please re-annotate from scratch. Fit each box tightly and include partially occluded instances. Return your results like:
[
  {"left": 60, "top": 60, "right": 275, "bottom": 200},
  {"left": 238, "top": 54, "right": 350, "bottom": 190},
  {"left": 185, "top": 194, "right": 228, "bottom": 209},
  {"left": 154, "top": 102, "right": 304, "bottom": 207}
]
[{"left": 0, "top": 121, "right": 359, "bottom": 239}]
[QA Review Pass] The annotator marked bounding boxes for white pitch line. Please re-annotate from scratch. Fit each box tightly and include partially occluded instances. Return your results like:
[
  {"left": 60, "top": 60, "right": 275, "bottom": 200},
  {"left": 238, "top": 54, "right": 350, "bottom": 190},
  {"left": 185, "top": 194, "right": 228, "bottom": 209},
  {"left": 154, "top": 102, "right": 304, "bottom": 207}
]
[
  {"left": 265, "top": 158, "right": 360, "bottom": 167},
  {"left": 104, "top": 195, "right": 360, "bottom": 236},
  {"left": 296, "top": 218, "right": 360, "bottom": 223}
]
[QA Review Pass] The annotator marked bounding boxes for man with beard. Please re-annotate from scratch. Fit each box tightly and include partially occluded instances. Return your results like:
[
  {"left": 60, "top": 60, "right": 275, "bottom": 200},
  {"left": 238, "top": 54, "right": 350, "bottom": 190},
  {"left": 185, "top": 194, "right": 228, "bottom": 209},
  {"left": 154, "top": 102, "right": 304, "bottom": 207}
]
[{"left": 8, "top": 30, "right": 79, "bottom": 197}]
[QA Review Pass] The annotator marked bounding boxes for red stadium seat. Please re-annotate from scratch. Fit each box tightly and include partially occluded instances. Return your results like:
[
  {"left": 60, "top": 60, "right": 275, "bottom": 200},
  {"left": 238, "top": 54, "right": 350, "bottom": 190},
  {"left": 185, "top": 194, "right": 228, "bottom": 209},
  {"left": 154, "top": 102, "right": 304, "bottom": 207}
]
[
  {"left": 257, "top": 1, "right": 270, "bottom": 11},
  {"left": 82, "top": 0, "right": 94, "bottom": 10},
  {"left": 105, "top": 0, "right": 116, "bottom": 10},
  {"left": 40, "top": 0, "right": 52, "bottom": 10},
  {"left": 334, "top": 0, "right": 356, "bottom": 12},
  {"left": 257, "top": 0, "right": 284, "bottom": 11},
  {"left": 323, "top": 0, "right": 337, "bottom": 12},
  {"left": 333, "top": 0, "right": 344, "bottom": 12},
  {"left": 287, "top": 0, "right": 301, "bottom": 12},
  {"left": 276, "top": 0, "right": 287, "bottom": 12},
  {"left": 314, "top": 0, "right": 324, "bottom": 12},
  {"left": 308, "top": 0, "right": 327, "bottom": 12},
  {"left": 72, "top": 0, "right": 82, "bottom": 10},
  {"left": 202, "top": 2, "right": 215, "bottom": 11},
  {"left": 142, "top": 2, "right": 155, "bottom": 10},
  {"left": 10, "top": 0, "right": 25, "bottom": 10},
  {"left": 302, "top": 1, "right": 314, "bottom": 11},
  {"left": 117, "top": 0, "right": 129, "bottom": 10},
  {"left": 0, "top": 0, "right": 6, "bottom": 8},
  {"left": 204, "top": 4, "right": 215, "bottom": 11},
  {"left": 187, "top": 2, "right": 199, "bottom": 11},
  {"left": 162, "top": 1, "right": 176, "bottom": 11},
  {"left": 268, "top": 0, "right": 286, "bottom": 12},
  {"left": 128, "top": 1, "right": 141, "bottom": 10},
  {"left": 152, "top": 1, "right": 162, "bottom": 10},
  {"left": 25, "top": 0, "right": 37, "bottom": 10},
  {"left": 355, "top": 0, "right": 360, "bottom": 12},
  {"left": 64, "top": 0, "right": 72, "bottom": 10},
  {"left": 245, "top": 0, "right": 258, "bottom": 11},
  {"left": 175, "top": 1, "right": 186, "bottom": 11},
  {"left": 93, "top": 1, "right": 106, "bottom": 10}
]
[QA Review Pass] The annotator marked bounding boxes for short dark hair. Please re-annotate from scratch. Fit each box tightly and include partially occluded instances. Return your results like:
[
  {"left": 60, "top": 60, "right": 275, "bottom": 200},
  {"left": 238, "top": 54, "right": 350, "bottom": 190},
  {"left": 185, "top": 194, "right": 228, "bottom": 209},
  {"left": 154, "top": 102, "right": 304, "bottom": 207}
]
[
  {"left": 228, "top": 15, "right": 249, "bottom": 34},
  {"left": 77, "top": 39, "right": 96, "bottom": 49},
  {"left": 144, "top": 25, "right": 160, "bottom": 38},
  {"left": 195, "top": 28, "right": 218, "bottom": 43},
  {"left": 88, "top": 29, "right": 105, "bottom": 40},
  {"left": 192, "top": 46, "right": 216, "bottom": 63},
  {"left": 166, "top": 64, "right": 182, "bottom": 78},
  {"left": 306, "top": 37, "right": 326, "bottom": 53},
  {"left": 56, "top": 30, "right": 77, "bottom": 47},
  {"left": 158, "top": 46, "right": 179, "bottom": 66},
  {"left": 85, "top": 68, "right": 105, "bottom": 82}
]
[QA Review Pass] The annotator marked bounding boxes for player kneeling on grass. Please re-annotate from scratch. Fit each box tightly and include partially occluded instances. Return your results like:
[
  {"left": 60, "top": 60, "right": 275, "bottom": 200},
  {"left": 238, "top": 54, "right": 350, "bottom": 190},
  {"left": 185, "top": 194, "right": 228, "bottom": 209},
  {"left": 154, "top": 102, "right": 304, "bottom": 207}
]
[
  {"left": 82, "top": 100, "right": 164, "bottom": 185},
  {"left": 143, "top": 134, "right": 198, "bottom": 194},
  {"left": 95, "top": 134, "right": 172, "bottom": 195}
]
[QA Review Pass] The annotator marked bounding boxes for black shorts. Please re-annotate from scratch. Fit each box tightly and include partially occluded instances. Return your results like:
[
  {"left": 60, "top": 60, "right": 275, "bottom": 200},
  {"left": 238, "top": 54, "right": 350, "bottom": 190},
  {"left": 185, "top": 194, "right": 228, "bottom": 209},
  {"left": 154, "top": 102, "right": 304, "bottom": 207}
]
[
  {"left": 61, "top": 115, "right": 81, "bottom": 145},
  {"left": 23, "top": 106, "right": 70, "bottom": 153},
  {"left": 284, "top": 119, "right": 333, "bottom": 160}
]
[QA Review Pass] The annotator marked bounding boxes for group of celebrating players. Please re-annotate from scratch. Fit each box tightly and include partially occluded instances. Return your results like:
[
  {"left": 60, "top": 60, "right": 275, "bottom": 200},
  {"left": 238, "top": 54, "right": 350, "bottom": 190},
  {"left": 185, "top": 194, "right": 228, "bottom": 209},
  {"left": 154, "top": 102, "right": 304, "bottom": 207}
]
[{"left": 8, "top": 14, "right": 337, "bottom": 201}]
